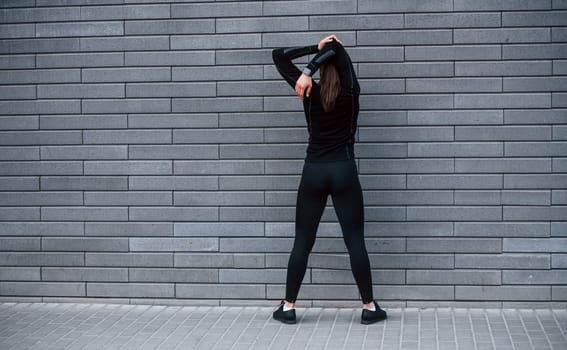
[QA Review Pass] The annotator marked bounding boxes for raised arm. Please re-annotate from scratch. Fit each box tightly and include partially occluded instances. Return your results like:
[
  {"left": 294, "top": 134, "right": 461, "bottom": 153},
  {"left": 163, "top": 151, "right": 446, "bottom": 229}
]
[
  {"left": 302, "top": 39, "right": 359, "bottom": 94},
  {"left": 272, "top": 44, "right": 319, "bottom": 89}
]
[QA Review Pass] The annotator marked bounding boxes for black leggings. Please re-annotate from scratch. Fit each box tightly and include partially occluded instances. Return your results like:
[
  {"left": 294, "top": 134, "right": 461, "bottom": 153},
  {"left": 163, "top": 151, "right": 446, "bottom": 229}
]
[{"left": 285, "top": 158, "right": 374, "bottom": 304}]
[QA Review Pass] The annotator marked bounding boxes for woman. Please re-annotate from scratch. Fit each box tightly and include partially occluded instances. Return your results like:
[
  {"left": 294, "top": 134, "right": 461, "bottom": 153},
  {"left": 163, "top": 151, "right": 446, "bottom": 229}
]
[{"left": 271, "top": 35, "right": 387, "bottom": 325}]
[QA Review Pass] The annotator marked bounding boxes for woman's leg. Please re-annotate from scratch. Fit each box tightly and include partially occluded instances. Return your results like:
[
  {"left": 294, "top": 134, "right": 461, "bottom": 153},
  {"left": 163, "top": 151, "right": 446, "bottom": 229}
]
[
  {"left": 329, "top": 160, "right": 374, "bottom": 304},
  {"left": 285, "top": 161, "right": 328, "bottom": 304}
]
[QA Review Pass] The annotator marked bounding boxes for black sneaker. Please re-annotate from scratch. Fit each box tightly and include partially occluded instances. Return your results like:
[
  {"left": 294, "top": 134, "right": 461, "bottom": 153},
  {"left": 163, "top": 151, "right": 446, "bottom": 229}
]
[
  {"left": 272, "top": 300, "right": 296, "bottom": 324},
  {"left": 361, "top": 300, "right": 387, "bottom": 325}
]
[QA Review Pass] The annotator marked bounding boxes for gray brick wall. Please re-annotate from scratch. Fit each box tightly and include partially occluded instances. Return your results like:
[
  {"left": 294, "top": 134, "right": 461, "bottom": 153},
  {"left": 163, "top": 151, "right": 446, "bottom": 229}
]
[{"left": 0, "top": 0, "right": 566, "bottom": 307}]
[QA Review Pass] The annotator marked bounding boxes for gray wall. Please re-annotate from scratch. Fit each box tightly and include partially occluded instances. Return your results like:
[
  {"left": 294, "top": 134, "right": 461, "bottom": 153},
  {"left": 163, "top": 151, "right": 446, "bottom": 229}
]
[{"left": 0, "top": 0, "right": 566, "bottom": 308}]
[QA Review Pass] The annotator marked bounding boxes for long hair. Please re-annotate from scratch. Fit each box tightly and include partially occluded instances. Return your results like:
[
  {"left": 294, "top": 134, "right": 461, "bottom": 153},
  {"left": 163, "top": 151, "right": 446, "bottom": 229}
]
[{"left": 319, "top": 62, "right": 341, "bottom": 112}]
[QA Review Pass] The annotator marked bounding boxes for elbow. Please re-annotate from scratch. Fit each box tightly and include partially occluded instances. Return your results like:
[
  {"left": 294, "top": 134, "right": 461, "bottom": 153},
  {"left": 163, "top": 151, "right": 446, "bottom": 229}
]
[{"left": 272, "top": 48, "right": 283, "bottom": 62}]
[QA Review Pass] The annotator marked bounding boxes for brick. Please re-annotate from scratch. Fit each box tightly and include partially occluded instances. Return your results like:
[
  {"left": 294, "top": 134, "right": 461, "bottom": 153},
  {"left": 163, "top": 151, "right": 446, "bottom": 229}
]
[
  {"left": 358, "top": 62, "right": 453, "bottom": 78},
  {"left": 264, "top": 0, "right": 356, "bottom": 15},
  {"left": 125, "top": 51, "right": 214, "bottom": 66},
  {"left": 358, "top": 30, "right": 452, "bottom": 46},
  {"left": 41, "top": 176, "right": 127, "bottom": 191},
  {"left": 36, "top": 52, "right": 123, "bottom": 68},
  {"left": 80, "top": 4, "right": 170, "bottom": 20},
  {"left": 503, "top": 270, "right": 567, "bottom": 284},
  {"left": 0, "top": 116, "right": 38, "bottom": 130},
  {"left": 0, "top": 131, "right": 82, "bottom": 146},
  {"left": 0, "top": 282, "right": 85, "bottom": 297},
  {"left": 87, "top": 283, "right": 174, "bottom": 298},
  {"left": 455, "top": 93, "right": 551, "bottom": 108},
  {"left": 38, "top": 84, "right": 125, "bottom": 99},
  {"left": 0, "top": 54, "right": 35, "bottom": 69},
  {"left": 0, "top": 237, "right": 39, "bottom": 250},
  {"left": 129, "top": 145, "right": 218, "bottom": 160},
  {"left": 455, "top": 253, "right": 550, "bottom": 269},
  {"left": 36, "top": 21, "right": 122, "bottom": 37},
  {"left": 405, "top": 12, "right": 501, "bottom": 28},
  {"left": 360, "top": 94, "right": 453, "bottom": 110},
  {"left": 219, "top": 175, "right": 299, "bottom": 190},
  {"left": 454, "top": 190, "right": 500, "bottom": 205},
  {"left": 407, "top": 206, "right": 502, "bottom": 221},
  {"left": 84, "top": 191, "right": 172, "bottom": 206},
  {"left": 217, "top": 16, "right": 307, "bottom": 33},
  {"left": 175, "top": 222, "right": 263, "bottom": 237},
  {"left": 552, "top": 255, "right": 567, "bottom": 268},
  {"left": 360, "top": 0, "right": 452, "bottom": 12},
  {"left": 220, "top": 207, "right": 294, "bottom": 222},
  {"left": 0, "top": 69, "right": 81, "bottom": 84},
  {"left": 174, "top": 160, "right": 264, "bottom": 175},
  {"left": 408, "top": 110, "right": 502, "bottom": 126},
  {"left": 505, "top": 174, "right": 567, "bottom": 188},
  {"left": 456, "top": 286, "right": 550, "bottom": 301},
  {"left": 455, "top": 28, "right": 550, "bottom": 44},
  {"left": 39, "top": 114, "right": 127, "bottom": 130},
  {"left": 0, "top": 38, "right": 79, "bottom": 54},
  {"left": 554, "top": 126, "right": 567, "bottom": 140},
  {"left": 0, "top": 7, "right": 80, "bottom": 23},
  {"left": 0, "top": 252, "right": 84, "bottom": 266},
  {"left": 455, "top": 222, "right": 550, "bottom": 237},
  {"left": 41, "top": 207, "right": 128, "bottom": 221},
  {"left": 0, "top": 147, "right": 38, "bottom": 161},
  {"left": 42, "top": 237, "right": 128, "bottom": 252},
  {"left": 80, "top": 36, "right": 169, "bottom": 51},
  {"left": 407, "top": 238, "right": 501, "bottom": 253},
  {"left": 175, "top": 253, "right": 263, "bottom": 268},
  {"left": 0, "top": 222, "right": 83, "bottom": 237},
  {"left": 126, "top": 82, "right": 215, "bottom": 98},
  {"left": 130, "top": 238, "right": 218, "bottom": 252},
  {"left": 125, "top": 19, "right": 214, "bottom": 35},
  {"left": 553, "top": 92, "right": 567, "bottom": 107},
  {"left": 455, "top": 126, "right": 551, "bottom": 141},
  {"left": 0, "top": 85, "right": 35, "bottom": 100},
  {"left": 129, "top": 268, "right": 217, "bottom": 283},
  {"left": 0, "top": 267, "right": 39, "bottom": 281},
  {"left": 85, "top": 253, "right": 172, "bottom": 267},
  {"left": 503, "top": 238, "right": 567, "bottom": 252},
  {"left": 217, "top": 81, "right": 291, "bottom": 96},
  {"left": 0, "top": 192, "right": 82, "bottom": 206},
  {"left": 128, "top": 176, "right": 218, "bottom": 191},
  {"left": 503, "top": 43, "right": 567, "bottom": 59},
  {"left": 502, "top": 190, "right": 551, "bottom": 205},
  {"left": 0, "top": 100, "right": 80, "bottom": 115},
  {"left": 505, "top": 142, "right": 567, "bottom": 156},
  {"left": 406, "top": 77, "right": 501, "bottom": 93},
  {"left": 503, "top": 10, "right": 567, "bottom": 26},
  {"left": 171, "top": 2, "right": 262, "bottom": 18},
  {"left": 0, "top": 24, "right": 35, "bottom": 38},
  {"left": 554, "top": 190, "right": 567, "bottom": 204},
  {"left": 176, "top": 283, "right": 265, "bottom": 299},
  {"left": 359, "top": 126, "right": 453, "bottom": 142},
  {"left": 552, "top": 286, "right": 567, "bottom": 301},
  {"left": 82, "top": 67, "right": 170, "bottom": 83},
  {"left": 129, "top": 114, "right": 217, "bottom": 129},
  {"left": 455, "top": 61, "right": 551, "bottom": 76},
  {"left": 455, "top": 158, "right": 551, "bottom": 173},
  {"left": 454, "top": 0, "right": 551, "bottom": 11},
  {"left": 407, "top": 174, "right": 502, "bottom": 189},
  {"left": 219, "top": 269, "right": 298, "bottom": 284},
  {"left": 84, "top": 160, "right": 171, "bottom": 175},
  {"left": 0, "top": 161, "right": 82, "bottom": 175},
  {"left": 129, "top": 207, "right": 218, "bottom": 221},
  {"left": 82, "top": 99, "right": 170, "bottom": 114},
  {"left": 85, "top": 222, "right": 172, "bottom": 237},
  {"left": 359, "top": 79, "right": 405, "bottom": 93},
  {"left": 83, "top": 130, "right": 170, "bottom": 145},
  {"left": 41, "top": 145, "right": 127, "bottom": 160},
  {"left": 42, "top": 267, "right": 127, "bottom": 282},
  {"left": 405, "top": 45, "right": 501, "bottom": 61},
  {"left": 504, "top": 77, "right": 567, "bottom": 92},
  {"left": 174, "top": 191, "right": 263, "bottom": 206},
  {"left": 172, "top": 97, "right": 263, "bottom": 113},
  {"left": 309, "top": 14, "right": 402, "bottom": 30},
  {"left": 407, "top": 269, "right": 501, "bottom": 285},
  {"left": 173, "top": 66, "right": 263, "bottom": 81},
  {"left": 554, "top": 60, "right": 567, "bottom": 74},
  {"left": 171, "top": 34, "right": 261, "bottom": 50},
  {"left": 173, "top": 128, "right": 262, "bottom": 144}
]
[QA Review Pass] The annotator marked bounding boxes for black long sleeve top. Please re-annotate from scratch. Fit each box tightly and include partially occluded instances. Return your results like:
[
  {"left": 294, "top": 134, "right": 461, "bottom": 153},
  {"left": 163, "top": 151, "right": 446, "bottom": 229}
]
[{"left": 272, "top": 40, "right": 360, "bottom": 162}]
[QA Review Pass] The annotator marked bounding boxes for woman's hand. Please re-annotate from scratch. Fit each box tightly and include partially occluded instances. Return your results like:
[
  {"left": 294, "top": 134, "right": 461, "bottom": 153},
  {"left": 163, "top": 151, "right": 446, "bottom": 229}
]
[
  {"left": 318, "top": 34, "right": 342, "bottom": 50},
  {"left": 295, "top": 73, "right": 312, "bottom": 101}
]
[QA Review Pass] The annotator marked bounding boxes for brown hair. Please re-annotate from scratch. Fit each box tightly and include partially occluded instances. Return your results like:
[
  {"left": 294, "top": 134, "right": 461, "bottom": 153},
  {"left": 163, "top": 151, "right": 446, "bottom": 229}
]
[{"left": 319, "top": 62, "right": 341, "bottom": 112}]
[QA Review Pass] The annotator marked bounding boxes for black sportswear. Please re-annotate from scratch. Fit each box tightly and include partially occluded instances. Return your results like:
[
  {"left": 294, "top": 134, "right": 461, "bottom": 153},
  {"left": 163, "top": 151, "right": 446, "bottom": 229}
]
[{"left": 272, "top": 40, "right": 360, "bottom": 162}]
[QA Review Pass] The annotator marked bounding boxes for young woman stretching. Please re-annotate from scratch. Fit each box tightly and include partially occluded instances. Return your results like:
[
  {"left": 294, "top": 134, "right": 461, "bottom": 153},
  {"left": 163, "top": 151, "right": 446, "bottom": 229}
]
[{"left": 271, "top": 35, "right": 387, "bottom": 325}]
